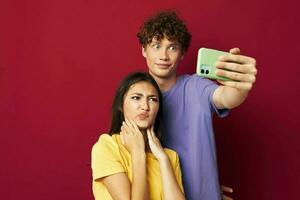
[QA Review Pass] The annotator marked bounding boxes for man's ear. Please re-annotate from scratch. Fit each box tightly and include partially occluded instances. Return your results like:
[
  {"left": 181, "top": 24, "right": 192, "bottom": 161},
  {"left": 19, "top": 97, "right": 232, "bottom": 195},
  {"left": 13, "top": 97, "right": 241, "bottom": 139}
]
[
  {"left": 142, "top": 47, "right": 146, "bottom": 58},
  {"left": 180, "top": 52, "right": 185, "bottom": 60}
]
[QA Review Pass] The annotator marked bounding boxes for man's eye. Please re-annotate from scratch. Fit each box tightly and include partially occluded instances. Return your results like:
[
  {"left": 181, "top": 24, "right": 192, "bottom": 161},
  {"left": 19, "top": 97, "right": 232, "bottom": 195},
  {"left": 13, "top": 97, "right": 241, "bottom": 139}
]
[
  {"left": 153, "top": 44, "right": 160, "bottom": 49},
  {"left": 169, "top": 46, "right": 178, "bottom": 51}
]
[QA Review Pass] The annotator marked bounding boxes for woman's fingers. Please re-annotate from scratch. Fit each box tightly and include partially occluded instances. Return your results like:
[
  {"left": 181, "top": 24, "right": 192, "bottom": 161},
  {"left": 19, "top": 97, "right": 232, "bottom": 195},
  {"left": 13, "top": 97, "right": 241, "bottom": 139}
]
[
  {"left": 147, "top": 128, "right": 153, "bottom": 142},
  {"left": 129, "top": 118, "right": 140, "bottom": 133},
  {"left": 150, "top": 125, "right": 155, "bottom": 137},
  {"left": 122, "top": 121, "right": 130, "bottom": 134},
  {"left": 124, "top": 117, "right": 141, "bottom": 136},
  {"left": 123, "top": 118, "right": 136, "bottom": 135},
  {"left": 120, "top": 131, "right": 124, "bottom": 144},
  {"left": 149, "top": 125, "right": 157, "bottom": 142}
]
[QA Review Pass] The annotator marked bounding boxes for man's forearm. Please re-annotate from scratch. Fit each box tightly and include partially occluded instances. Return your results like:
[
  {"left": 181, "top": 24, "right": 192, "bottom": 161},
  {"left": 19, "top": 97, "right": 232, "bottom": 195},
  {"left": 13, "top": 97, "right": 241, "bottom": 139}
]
[{"left": 214, "top": 85, "right": 249, "bottom": 109}]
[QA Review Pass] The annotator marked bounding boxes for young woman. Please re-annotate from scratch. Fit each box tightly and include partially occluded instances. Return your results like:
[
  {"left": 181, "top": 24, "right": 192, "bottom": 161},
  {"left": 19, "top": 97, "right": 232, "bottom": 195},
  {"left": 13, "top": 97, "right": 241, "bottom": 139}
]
[{"left": 91, "top": 72, "right": 185, "bottom": 200}]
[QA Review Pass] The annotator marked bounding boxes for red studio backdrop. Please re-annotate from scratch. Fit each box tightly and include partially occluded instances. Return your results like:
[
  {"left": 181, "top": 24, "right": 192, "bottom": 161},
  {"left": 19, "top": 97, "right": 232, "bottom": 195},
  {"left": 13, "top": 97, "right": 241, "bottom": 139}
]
[{"left": 1, "top": 0, "right": 299, "bottom": 199}]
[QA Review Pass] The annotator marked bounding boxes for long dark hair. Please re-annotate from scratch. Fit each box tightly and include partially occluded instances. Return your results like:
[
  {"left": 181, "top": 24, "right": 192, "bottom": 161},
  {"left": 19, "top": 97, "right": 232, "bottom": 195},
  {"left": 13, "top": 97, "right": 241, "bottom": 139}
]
[{"left": 109, "top": 72, "right": 164, "bottom": 141}]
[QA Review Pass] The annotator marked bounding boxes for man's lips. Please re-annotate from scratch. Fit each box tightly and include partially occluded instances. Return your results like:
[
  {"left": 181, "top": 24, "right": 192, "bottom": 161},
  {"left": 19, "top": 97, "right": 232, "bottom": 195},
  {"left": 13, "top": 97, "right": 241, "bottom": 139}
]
[{"left": 155, "top": 63, "right": 172, "bottom": 69}]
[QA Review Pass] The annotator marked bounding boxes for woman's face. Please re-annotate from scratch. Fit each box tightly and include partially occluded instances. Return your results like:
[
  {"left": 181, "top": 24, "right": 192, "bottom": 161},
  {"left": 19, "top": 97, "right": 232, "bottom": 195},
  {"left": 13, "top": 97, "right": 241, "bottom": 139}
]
[{"left": 123, "top": 81, "right": 159, "bottom": 130}]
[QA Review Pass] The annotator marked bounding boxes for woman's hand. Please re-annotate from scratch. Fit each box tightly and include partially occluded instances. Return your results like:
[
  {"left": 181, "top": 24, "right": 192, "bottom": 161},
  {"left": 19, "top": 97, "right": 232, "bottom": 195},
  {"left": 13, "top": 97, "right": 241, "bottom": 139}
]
[
  {"left": 147, "top": 125, "right": 167, "bottom": 161},
  {"left": 120, "top": 118, "right": 145, "bottom": 155}
]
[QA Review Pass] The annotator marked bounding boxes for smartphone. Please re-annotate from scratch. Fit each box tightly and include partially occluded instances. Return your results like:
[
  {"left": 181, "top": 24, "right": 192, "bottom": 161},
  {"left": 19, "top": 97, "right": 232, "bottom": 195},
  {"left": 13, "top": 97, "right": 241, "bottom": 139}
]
[{"left": 196, "top": 48, "right": 231, "bottom": 81}]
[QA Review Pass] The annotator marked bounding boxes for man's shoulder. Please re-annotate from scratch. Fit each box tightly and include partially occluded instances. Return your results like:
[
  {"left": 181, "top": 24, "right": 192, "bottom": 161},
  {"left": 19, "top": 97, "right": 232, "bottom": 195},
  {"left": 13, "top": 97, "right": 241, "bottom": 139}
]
[
  {"left": 178, "top": 73, "right": 210, "bottom": 84},
  {"left": 176, "top": 73, "right": 215, "bottom": 90}
]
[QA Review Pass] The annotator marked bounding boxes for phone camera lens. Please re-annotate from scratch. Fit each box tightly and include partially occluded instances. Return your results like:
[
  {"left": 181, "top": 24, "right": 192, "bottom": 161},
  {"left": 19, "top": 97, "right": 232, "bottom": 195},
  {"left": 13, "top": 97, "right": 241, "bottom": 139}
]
[
  {"left": 201, "top": 69, "right": 205, "bottom": 74},
  {"left": 205, "top": 70, "right": 209, "bottom": 74}
]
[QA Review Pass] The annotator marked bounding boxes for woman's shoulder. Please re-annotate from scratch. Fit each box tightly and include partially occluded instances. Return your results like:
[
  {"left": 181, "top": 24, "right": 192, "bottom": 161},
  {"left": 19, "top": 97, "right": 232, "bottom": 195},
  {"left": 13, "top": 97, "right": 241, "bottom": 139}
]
[
  {"left": 93, "top": 133, "right": 120, "bottom": 150},
  {"left": 163, "top": 148, "right": 179, "bottom": 161},
  {"left": 96, "top": 133, "right": 120, "bottom": 141}
]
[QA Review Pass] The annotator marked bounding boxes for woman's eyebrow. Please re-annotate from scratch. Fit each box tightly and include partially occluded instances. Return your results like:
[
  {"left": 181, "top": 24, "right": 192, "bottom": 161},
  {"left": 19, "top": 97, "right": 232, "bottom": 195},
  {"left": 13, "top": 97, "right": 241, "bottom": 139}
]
[
  {"left": 130, "top": 92, "right": 143, "bottom": 96},
  {"left": 130, "top": 93, "right": 158, "bottom": 97},
  {"left": 147, "top": 94, "right": 158, "bottom": 97}
]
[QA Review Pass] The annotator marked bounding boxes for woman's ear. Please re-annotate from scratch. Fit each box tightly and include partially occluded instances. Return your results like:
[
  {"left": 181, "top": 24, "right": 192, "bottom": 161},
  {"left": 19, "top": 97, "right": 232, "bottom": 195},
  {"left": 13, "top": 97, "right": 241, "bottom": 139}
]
[{"left": 118, "top": 105, "right": 123, "bottom": 113}]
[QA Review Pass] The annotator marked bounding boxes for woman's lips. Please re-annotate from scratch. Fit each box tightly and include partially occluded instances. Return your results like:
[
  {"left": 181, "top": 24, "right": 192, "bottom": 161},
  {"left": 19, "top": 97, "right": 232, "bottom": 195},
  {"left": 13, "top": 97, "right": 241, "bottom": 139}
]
[{"left": 137, "top": 113, "right": 149, "bottom": 120}]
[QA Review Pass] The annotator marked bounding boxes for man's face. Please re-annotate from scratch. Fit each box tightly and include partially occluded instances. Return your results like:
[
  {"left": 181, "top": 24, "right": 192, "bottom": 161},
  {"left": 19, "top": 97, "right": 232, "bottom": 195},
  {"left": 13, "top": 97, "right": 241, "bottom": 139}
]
[{"left": 142, "top": 37, "right": 184, "bottom": 80}]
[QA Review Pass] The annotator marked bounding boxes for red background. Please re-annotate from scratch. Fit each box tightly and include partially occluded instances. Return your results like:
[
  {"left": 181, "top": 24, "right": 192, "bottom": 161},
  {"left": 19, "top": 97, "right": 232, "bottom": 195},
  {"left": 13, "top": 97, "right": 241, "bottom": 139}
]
[{"left": 1, "top": 0, "right": 299, "bottom": 199}]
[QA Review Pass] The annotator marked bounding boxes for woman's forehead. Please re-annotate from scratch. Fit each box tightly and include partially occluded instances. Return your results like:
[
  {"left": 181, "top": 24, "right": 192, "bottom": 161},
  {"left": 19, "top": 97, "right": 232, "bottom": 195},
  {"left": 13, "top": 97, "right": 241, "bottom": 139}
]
[{"left": 127, "top": 81, "right": 158, "bottom": 95}]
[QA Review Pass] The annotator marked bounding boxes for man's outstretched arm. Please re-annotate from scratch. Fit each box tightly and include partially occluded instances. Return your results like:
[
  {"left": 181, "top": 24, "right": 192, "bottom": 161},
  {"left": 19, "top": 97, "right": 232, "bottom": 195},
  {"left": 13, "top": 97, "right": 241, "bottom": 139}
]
[{"left": 213, "top": 48, "right": 257, "bottom": 109}]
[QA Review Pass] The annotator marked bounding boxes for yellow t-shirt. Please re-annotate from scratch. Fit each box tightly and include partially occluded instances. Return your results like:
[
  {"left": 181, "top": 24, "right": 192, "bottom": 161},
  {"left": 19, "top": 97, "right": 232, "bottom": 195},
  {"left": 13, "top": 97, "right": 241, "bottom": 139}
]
[{"left": 91, "top": 133, "right": 184, "bottom": 200}]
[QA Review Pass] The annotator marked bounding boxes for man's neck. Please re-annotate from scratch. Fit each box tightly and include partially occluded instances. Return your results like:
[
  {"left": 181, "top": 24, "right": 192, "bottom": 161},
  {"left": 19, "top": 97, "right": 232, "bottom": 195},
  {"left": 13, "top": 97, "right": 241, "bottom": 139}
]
[{"left": 151, "top": 74, "right": 177, "bottom": 93}]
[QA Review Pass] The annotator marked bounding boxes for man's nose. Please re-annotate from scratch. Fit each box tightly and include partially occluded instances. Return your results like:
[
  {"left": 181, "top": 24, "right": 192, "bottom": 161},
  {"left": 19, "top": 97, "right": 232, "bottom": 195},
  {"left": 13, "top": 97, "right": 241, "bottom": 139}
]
[{"left": 159, "top": 49, "right": 169, "bottom": 61}]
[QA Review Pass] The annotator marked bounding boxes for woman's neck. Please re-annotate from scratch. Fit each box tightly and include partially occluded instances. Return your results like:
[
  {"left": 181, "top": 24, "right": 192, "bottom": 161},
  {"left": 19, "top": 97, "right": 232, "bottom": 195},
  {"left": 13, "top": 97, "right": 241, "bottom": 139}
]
[{"left": 141, "top": 130, "right": 151, "bottom": 153}]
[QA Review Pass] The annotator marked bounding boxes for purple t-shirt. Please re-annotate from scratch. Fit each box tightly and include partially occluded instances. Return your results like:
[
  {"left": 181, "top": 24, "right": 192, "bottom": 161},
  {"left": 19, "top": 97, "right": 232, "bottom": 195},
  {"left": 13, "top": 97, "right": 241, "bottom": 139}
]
[{"left": 162, "top": 74, "right": 228, "bottom": 200}]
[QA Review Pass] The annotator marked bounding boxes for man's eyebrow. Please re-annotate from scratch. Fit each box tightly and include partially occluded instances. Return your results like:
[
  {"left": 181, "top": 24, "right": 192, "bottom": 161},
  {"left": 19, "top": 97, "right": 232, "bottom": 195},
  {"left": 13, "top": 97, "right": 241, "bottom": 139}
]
[
  {"left": 150, "top": 40, "right": 160, "bottom": 44},
  {"left": 169, "top": 42, "right": 180, "bottom": 46}
]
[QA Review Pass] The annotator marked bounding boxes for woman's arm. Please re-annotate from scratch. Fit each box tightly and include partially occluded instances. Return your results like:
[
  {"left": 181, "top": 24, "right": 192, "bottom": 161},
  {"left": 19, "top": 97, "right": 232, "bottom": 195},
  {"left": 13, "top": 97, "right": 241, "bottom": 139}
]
[
  {"left": 101, "top": 172, "right": 131, "bottom": 200},
  {"left": 102, "top": 119, "right": 149, "bottom": 200},
  {"left": 101, "top": 153, "right": 148, "bottom": 200},
  {"left": 157, "top": 156, "right": 185, "bottom": 200},
  {"left": 147, "top": 127, "right": 185, "bottom": 200},
  {"left": 130, "top": 153, "right": 149, "bottom": 200}
]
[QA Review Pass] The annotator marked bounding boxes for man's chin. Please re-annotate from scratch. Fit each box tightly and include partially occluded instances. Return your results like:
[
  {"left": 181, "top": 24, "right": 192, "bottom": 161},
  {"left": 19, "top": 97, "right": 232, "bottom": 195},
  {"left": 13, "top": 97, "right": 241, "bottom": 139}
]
[{"left": 150, "top": 69, "right": 175, "bottom": 79}]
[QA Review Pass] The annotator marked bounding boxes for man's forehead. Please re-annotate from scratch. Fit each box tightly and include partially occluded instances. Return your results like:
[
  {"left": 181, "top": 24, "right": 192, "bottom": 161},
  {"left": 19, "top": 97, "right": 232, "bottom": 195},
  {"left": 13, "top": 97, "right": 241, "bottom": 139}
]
[{"left": 150, "top": 37, "right": 179, "bottom": 45}]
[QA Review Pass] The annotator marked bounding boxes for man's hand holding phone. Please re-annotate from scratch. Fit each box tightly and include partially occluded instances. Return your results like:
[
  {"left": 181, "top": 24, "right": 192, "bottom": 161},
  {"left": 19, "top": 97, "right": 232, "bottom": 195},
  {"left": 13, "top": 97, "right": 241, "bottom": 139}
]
[
  {"left": 215, "top": 48, "right": 257, "bottom": 91},
  {"left": 197, "top": 47, "right": 257, "bottom": 91}
]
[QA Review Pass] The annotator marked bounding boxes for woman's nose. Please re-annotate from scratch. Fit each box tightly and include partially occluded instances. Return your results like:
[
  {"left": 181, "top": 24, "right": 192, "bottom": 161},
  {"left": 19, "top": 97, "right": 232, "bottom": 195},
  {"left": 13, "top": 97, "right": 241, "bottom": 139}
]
[{"left": 141, "top": 100, "right": 150, "bottom": 111}]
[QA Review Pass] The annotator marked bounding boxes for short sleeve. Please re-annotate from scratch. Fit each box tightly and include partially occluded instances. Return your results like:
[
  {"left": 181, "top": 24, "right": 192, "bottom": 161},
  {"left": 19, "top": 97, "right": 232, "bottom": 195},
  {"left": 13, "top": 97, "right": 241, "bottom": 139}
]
[
  {"left": 91, "top": 134, "right": 125, "bottom": 181},
  {"left": 190, "top": 74, "right": 229, "bottom": 117}
]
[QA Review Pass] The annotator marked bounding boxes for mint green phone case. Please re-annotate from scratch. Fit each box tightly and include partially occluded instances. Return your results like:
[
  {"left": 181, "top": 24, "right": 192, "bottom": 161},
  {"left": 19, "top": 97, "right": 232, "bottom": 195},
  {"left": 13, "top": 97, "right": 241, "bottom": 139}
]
[{"left": 196, "top": 48, "right": 231, "bottom": 81}]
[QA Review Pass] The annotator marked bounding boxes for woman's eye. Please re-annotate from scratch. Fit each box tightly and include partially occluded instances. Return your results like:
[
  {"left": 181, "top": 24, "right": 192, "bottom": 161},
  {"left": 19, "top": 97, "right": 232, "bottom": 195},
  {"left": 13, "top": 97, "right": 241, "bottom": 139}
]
[
  {"left": 149, "top": 97, "right": 158, "bottom": 102},
  {"left": 131, "top": 96, "right": 140, "bottom": 100}
]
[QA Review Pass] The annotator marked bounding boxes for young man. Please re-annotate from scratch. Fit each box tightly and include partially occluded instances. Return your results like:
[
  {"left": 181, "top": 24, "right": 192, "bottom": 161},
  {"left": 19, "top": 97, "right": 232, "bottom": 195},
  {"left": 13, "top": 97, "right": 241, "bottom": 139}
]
[{"left": 137, "top": 11, "right": 257, "bottom": 200}]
